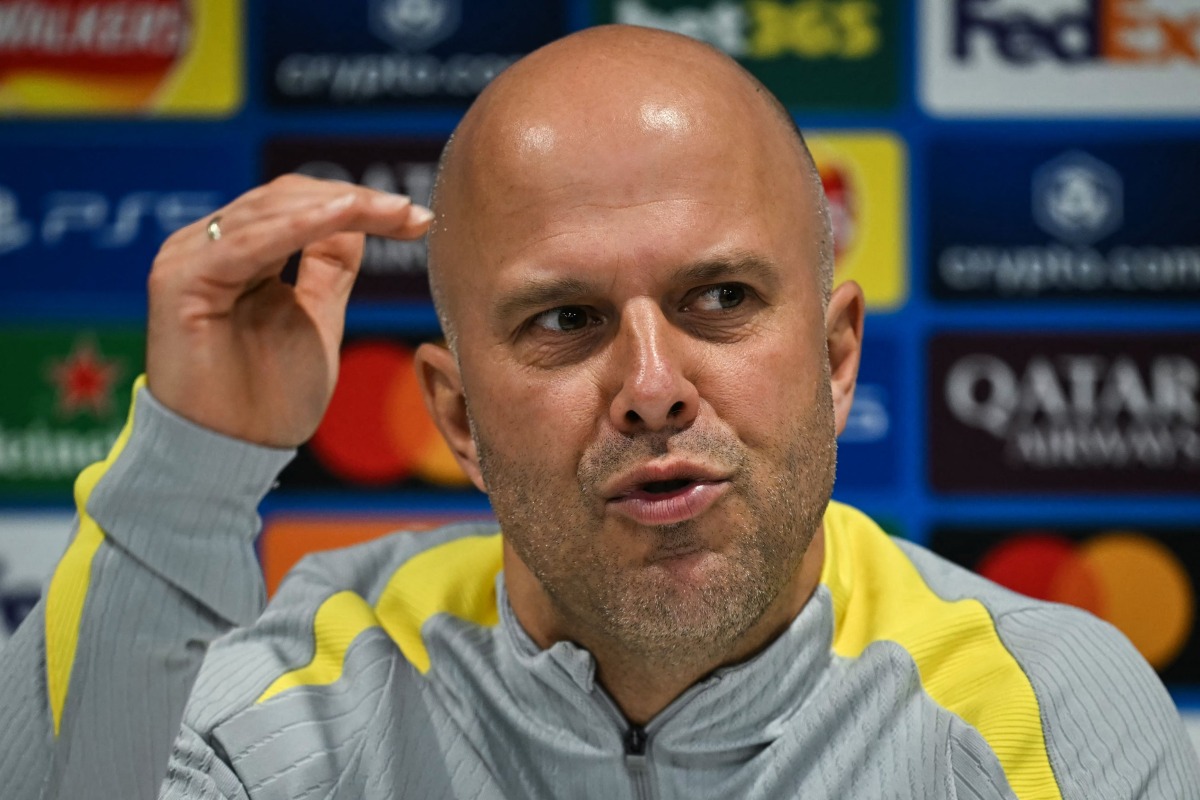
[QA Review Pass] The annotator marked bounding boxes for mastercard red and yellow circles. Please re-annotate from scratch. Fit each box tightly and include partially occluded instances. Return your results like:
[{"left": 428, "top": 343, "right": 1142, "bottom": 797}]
[
  {"left": 978, "top": 531, "right": 1196, "bottom": 670},
  {"left": 310, "top": 341, "right": 470, "bottom": 487}
]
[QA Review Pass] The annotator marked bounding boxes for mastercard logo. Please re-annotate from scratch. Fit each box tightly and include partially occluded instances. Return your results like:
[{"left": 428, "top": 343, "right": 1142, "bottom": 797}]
[
  {"left": 977, "top": 531, "right": 1196, "bottom": 670},
  {"left": 309, "top": 341, "right": 471, "bottom": 487}
]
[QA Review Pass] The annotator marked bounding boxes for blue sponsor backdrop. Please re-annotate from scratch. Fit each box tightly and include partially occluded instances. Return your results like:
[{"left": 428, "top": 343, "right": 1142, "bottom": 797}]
[
  {"left": 836, "top": 332, "right": 900, "bottom": 491},
  {"left": 0, "top": 144, "right": 247, "bottom": 318},
  {"left": 263, "top": 0, "right": 568, "bottom": 107},
  {"left": 1, "top": 0, "right": 1199, "bottom": 706},
  {"left": 929, "top": 139, "right": 1200, "bottom": 300}
]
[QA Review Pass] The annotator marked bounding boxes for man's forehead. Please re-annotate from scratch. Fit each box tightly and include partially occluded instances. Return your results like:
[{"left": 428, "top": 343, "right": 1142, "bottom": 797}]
[{"left": 426, "top": 25, "right": 830, "bottom": 340}]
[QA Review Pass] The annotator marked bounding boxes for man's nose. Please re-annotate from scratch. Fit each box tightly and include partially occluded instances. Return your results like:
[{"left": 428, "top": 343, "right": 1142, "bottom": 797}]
[{"left": 608, "top": 303, "right": 700, "bottom": 434}]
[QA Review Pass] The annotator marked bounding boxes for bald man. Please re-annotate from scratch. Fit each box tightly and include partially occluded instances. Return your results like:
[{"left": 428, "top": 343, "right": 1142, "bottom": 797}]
[{"left": 2, "top": 25, "right": 1197, "bottom": 800}]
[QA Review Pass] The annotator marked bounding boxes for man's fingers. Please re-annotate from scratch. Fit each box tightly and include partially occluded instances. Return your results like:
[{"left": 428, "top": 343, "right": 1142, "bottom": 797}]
[
  {"left": 293, "top": 231, "right": 367, "bottom": 338},
  {"left": 162, "top": 190, "right": 432, "bottom": 296},
  {"left": 156, "top": 175, "right": 432, "bottom": 283}
]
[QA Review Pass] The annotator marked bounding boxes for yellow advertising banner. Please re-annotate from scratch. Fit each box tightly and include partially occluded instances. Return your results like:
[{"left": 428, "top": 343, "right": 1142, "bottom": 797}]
[
  {"left": 0, "top": 0, "right": 242, "bottom": 116},
  {"left": 807, "top": 132, "right": 908, "bottom": 311}
]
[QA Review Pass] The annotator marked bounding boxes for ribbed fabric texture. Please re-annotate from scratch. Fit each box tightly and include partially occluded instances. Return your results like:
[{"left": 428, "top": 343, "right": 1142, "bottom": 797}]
[
  {"left": 1, "top": 390, "right": 1197, "bottom": 798},
  {"left": 0, "top": 386, "right": 294, "bottom": 800},
  {"left": 998, "top": 607, "right": 1199, "bottom": 800}
]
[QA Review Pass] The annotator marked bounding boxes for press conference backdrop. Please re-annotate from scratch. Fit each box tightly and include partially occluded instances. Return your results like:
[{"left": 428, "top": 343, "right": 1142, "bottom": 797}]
[{"left": 1, "top": 0, "right": 1198, "bottom": 749}]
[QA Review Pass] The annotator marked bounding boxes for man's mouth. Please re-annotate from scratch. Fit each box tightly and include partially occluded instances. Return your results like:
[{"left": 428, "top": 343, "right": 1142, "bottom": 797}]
[
  {"left": 639, "top": 478, "right": 694, "bottom": 495},
  {"left": 604, "top": 470, "right": 724, "bottom": 525}
]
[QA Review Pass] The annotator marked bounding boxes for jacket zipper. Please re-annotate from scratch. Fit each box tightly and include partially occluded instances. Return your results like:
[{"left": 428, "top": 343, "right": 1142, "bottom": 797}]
[
  {"left": 624, "top": 724, "right": 654, "bottom": 800},
  {"left": 595, "top": 680, "right": 715, "bottom": 800}
]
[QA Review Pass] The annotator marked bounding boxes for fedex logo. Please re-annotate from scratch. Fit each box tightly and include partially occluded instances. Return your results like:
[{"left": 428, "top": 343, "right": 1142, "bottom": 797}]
[{"left": 955, "top": 0, "right": 1200, "bottom": 64}]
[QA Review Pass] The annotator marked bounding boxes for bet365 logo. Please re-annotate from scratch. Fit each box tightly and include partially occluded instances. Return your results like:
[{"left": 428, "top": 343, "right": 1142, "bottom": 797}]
[
  {"left": 613, "top": 0, "right": 882, "bottom": 60},
  {"left": 953, "top": 0, "right": 1200, "bottom": 64}
]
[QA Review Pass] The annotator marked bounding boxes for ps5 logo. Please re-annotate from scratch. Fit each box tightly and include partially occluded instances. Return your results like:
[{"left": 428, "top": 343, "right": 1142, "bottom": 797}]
[
  {"left": 0, "top": 188, "right": 33, "bottom": 256},
  {"left": 0, "top": 187, "right": 221, "bottom": 253},
  {"left": 1032, "top": 151, "right": 1123, "bottom": 246},
  {"left": 370, "top": 0, "right": 462, "bottom": 51}
]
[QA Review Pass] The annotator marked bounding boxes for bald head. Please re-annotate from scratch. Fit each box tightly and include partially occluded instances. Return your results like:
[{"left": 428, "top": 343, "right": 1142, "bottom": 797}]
[{"left": 427, "top": 24, "right": 833, "bottom": 351}]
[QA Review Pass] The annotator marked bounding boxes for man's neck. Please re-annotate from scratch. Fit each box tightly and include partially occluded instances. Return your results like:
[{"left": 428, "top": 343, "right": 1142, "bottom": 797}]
[{"left": 503, "top": 527, "right": 826, "bottom": 725}]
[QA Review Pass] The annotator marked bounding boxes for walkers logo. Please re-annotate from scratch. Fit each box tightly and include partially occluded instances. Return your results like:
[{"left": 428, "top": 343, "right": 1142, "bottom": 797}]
[
  {"left": 0, "top": 0, "right": 242, "bottom": 115},
  {"left": 281, "top": 337, "right": 476, "bottom": 492},
  {"left": 0, "top": 143, "right": 239, "bottom": 315},
  {"left": 835, "top": 332, "right": 899, "bottom": 489},
  {"left": 931, "top": 525, "right": 1200, "bottom": 681},
  {"left": 263, "top": 138, "right": 442, "bottom": 303},
  {"left": 929, "top": 333, "right": 1200, "bottom": 493},
  {"left": 0, "top": 513, "right": 72, "bottom": 647},
  {"left": 264, "top": 0, "right": 564, "bottom": 108},
  {"left": 921, "top": 0, "right": 1200, "bottom": 116},
  {"left": 595, "top": 0, "right": 899, "bottom": 108},
  {"left": 259, "top": 512, "right": 494, "bottom": 595},
  {"left": 0, "top": 328, "right": 143, "bottom": 496},
  {"left": 930, "top": 140, "right": 1200, "bottom": 299},
  {"left": 807, "top": 132, "right": 906, "bottom": 310}
]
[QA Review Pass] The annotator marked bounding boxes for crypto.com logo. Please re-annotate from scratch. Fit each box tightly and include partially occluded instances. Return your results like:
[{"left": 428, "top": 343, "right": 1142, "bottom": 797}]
[
  {"left": 1031, "top": 151, "right": 1123, "bottom": 246},
  {"left": 369, "top": 0, "right": 462, "bottom": 51}
]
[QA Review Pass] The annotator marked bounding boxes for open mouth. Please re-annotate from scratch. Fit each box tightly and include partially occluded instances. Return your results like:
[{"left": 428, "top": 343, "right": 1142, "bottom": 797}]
[{"left": 640, "top": 478, "right": 694, "bottom": 494}]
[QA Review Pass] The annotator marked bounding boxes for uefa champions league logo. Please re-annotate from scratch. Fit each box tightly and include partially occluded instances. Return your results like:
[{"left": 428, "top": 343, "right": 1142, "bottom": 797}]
[
  {"left": 369, "top": 0, "right": 463, "bottom": 51},
  {"left": 1032, "top": 151, "right": 1123, "bottom": 246}
]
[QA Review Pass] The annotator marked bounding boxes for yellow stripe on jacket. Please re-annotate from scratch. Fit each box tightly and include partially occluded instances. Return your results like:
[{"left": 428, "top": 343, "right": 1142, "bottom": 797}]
[
  {"left": 45, "top": 375, "right": 145, "bottom": 737},
  {"left": 821, "top": 501, "right": 1063, "bottom": 800}
]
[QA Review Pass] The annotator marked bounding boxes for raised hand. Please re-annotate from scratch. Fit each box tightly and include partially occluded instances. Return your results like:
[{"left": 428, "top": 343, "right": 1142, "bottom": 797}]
[{"left": 145, "top": 175, "right": 432, "bottom": 448}]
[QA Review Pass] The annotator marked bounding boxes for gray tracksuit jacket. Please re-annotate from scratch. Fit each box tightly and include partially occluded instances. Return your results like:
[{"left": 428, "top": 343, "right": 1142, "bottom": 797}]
[{"left": 1, "top": 383, "right": 1197, "bottom": 799}]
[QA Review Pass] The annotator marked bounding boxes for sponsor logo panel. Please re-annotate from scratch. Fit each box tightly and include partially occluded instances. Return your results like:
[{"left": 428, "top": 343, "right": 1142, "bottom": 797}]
[
  {"left": 281, "top": 335, "right": 476, "bottom": 493},
  {"left": 0, "top": 143, "right": 243, "bottom": 312},
  {"left": 0, "top": 0, "right": 242, "bottom": 115},
  {"left": 931, "top": 525, "right": 1200, "bottom": 682},
  {"left": 929, "top": 333, "right": 1200, "bottom": 493},
  {"left": 808, "top": 132, "right": 907, "bottom": 310},
  {"left": 262, "top": 138, "right": 443, "bottom": 303},
  {"left": 260, "top": 512, "right": 494, "bottom": 596},
  {"left": 594, "top": 0, "right": 900, "bottom": 108},
  {"left": 921, "top": 0, "right": 1200, "bottom": 116},
  {"left": 835, "top": 332, "right": 899, "bottom": 489},
  {"left": 0, "top": 513, "right": 73, "bottom": 649},
  {"left": 930, "top": 139, "right": 1200, "bottom": 300},
  {"left": 0, "top": 327, "right": 143, "bottom": 497},
  {"left": 263, "top": 0, "right": 566, "bottom": 108}
]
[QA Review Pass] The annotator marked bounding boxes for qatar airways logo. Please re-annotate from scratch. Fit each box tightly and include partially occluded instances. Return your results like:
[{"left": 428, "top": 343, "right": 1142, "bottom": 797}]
[
  {"left": 953, "top": 0, "right": 1200, "bottom": 64},
  {"left": 945, "top": 353, "right": 1200, "bottom": 470}
]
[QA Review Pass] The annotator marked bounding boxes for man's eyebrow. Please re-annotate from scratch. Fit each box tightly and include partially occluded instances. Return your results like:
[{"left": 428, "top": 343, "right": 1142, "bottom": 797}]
[
  {"left": 494, "top": 276, "right": 599, "bottom": 323},
  {"left": 671, "top": 253, "right": 782, "bottom": 289}
]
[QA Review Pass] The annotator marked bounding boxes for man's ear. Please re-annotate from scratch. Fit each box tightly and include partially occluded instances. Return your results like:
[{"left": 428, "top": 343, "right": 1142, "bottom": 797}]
[
  {"left": 826, "top": 281, "right": 865, "bottom": 437},
  {"left": 414, "top": 343, "right": 487, "bottom": 494}
]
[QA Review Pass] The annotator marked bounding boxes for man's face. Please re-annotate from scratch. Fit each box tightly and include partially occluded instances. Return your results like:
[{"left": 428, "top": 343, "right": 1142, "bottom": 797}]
[{"left": 437, "top": 88, "right": 837, "bottom": 664}]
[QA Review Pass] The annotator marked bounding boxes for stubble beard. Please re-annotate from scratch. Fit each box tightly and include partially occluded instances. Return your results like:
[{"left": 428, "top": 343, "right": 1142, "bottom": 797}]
[{"left": 474, "top": 388, "right": 836, "bottom": 670}]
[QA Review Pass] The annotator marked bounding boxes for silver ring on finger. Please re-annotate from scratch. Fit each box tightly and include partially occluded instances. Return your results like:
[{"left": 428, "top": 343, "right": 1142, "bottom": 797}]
[{"left": 206, "top": 215, "right": 223, "bottom": 242}]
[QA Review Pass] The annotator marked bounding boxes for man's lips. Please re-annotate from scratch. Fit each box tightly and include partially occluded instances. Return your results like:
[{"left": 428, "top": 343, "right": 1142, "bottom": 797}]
[{"left": 603, "top": 461, "right": 732, "bottom": 526}]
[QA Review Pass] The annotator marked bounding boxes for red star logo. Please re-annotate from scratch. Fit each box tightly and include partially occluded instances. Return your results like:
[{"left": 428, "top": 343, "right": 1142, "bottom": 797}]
[{"left": 47, "top": 338, "right": 122, "bottom": 419}]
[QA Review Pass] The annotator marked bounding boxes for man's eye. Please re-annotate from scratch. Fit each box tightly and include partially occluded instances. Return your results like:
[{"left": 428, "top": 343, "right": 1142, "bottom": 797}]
[
  {"left": 532, "top": 306, "right": 591, "bottom": 332},
  {"left": 692, "top": 285, "right": 746, "bottom": 312}
]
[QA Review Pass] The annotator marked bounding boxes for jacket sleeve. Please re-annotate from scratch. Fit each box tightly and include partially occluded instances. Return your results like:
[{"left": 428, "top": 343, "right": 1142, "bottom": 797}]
[
  {"left": 0, "top": 379, "right": 294, "bottom": 800},
  {"left": 995, "top": 605, "right": 1200, "bottom": 800}
]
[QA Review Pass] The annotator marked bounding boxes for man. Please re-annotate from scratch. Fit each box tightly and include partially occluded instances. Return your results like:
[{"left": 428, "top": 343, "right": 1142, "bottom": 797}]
[{"left": 1, "top": 24, "right": 1197, "bottom": 800}]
